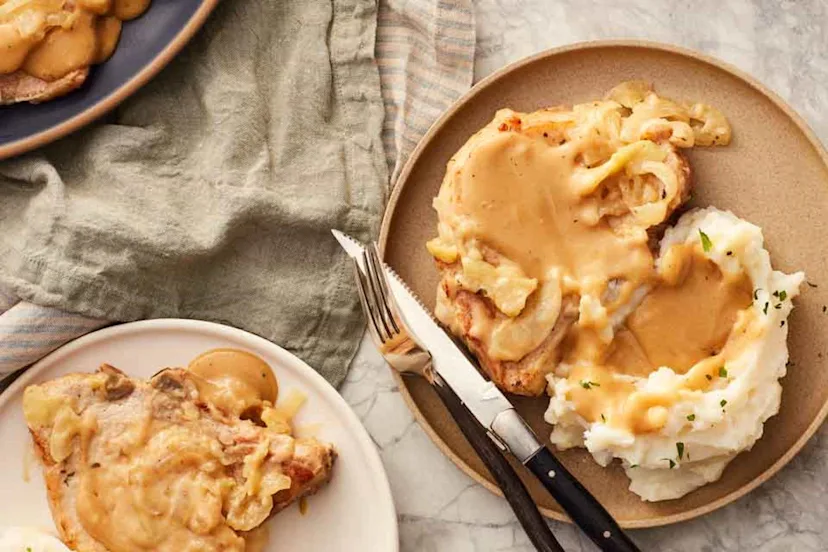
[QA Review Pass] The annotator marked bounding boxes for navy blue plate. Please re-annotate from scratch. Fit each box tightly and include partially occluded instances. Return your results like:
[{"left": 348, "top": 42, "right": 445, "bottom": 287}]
[{"left": 0, "top": 0, "right": 218, "bottom": 159}]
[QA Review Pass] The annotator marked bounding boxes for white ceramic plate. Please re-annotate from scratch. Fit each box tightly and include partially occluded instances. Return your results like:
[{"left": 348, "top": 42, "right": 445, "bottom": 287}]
[{"left": 0, "top": 319, "right": 398, "bottom": 551}]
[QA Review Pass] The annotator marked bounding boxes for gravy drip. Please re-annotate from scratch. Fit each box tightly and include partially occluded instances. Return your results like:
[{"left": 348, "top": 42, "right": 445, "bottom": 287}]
[{"left": 0, "top": 0, "right": 152, "bottom": 80}]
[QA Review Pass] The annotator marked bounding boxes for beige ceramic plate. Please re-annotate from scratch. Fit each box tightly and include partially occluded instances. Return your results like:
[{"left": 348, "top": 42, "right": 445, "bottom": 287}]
[{"left": 379, "top": 40, "right": 828, "bottom": 528}]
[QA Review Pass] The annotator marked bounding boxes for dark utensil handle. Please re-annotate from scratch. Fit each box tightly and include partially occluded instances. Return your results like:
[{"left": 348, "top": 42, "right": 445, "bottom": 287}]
[
  {"left": 430, "top": 375, "right": 564, "bottom": 552},
  {"left": 525, "top": 448, "right": 640, "bottom": 552}
]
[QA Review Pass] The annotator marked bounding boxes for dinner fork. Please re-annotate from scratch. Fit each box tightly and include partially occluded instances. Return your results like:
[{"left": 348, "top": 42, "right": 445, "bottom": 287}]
[{"left": 352, "top": 242, "right": 565, "bottom": 552}]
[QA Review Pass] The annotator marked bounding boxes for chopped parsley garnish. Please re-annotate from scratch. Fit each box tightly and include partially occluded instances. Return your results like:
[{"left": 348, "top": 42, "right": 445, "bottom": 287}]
[
  {"left": 687, "top": 414, "right": 696, "bottom": 421},
  {"left": 699, "top": 229, "right": 713, "bottom": 252},
  {"left": 780, "top": 320, "right": 786, "bottom": 327},
  {"left": 753, "top": 288, "right": 762, "bottom": 301},
  {"left": 667, "top": 459, "right": 676, "bottom": 469},
  {"left": 807, "top": 281, "right": 818, "bottom": 288},
  {"left": 763, "top": 302, "right": 769, "bottom": 315},
  {"left": 720, "top": 399, "right": 728, "bottom": 407},
  {"left": 580, "top": 380, "right": 600, "bottom": 389},
  {"left": 775, "top": 303, "right": 782, "bottom": 309},
  {"left": 677, "top": 442, "right": 685, "bottom": 460},
  {"left": 630, "top": 464, "right": 639, "bottom": 468},
  {"left": 601, "top": 413, "right": 607, "bottom": 422},
  {"left": 778, "top": 290, "right": 788, "bottom": 301},
  {"left": 719, "top": 366, "right": 728, "bottom": 378},
  {"left": 726, "top": 251, "right": 733, "bottom": 256}
]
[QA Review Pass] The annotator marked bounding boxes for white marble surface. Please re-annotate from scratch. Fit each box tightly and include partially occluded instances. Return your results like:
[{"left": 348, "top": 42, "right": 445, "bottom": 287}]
[{"left": 342, "top": 1, "right": 828, "bottom": 550}]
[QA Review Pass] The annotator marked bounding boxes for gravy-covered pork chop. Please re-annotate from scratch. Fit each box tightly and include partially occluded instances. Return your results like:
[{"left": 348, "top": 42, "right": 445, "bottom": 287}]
[
  {"left": 427, "top": 82, "right": 727, "bottom": 395},
  {"left": 23, "top": 365, "right": 335, "bottom": 552}
]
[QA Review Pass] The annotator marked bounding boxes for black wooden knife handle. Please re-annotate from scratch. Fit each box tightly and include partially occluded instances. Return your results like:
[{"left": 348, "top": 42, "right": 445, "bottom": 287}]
[
  {"left": 430, "top": 375, "right": 564, "bottom": 552},
  {"left": 525, "top": 448, "right": 640, "bottom": 552}
]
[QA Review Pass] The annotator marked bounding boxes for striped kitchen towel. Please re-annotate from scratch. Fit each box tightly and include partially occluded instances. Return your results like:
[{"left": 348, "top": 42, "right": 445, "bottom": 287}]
[
  {"left": 0, "top": 285, "right": 108, "bottom": 383},
  {"left": 0, "top": 0, "right": 476, "bottom": 384},
  {"left": 377, "top": 0, "right": 476, "bottom": 183}
]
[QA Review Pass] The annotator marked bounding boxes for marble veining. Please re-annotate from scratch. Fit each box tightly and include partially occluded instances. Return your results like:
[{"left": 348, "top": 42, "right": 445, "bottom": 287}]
[{"left": 344, "top": 1, "right": 828, "bottom": 549}]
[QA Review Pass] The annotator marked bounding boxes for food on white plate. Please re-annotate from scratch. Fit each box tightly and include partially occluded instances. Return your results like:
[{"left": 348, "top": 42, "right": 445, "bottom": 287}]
[
  {"left": 0, "top": 0, "right": 153, "bottom": 105},
  {"left": 426, "top": 81, "right": 804, "bottom": 500},
  {"left": 22, "top": 349, "right": 336, "bottom": 551},
  {"left": 0, "top": 526, "right": 73, "bottom": 551}
]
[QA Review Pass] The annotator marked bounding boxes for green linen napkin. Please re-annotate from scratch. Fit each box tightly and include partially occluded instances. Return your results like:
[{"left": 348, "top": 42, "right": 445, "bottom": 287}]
[{"left": 0, "top": 0, "right": 387, "bottom": 386}]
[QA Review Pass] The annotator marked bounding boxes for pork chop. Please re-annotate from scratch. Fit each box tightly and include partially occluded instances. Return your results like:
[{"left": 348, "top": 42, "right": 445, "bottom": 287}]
[
  {"left": 0, "top": 69, "right": 88, "bottom": 105},
  {"left": 23, "top": 365, "right": 336, "bottom": 552},
  {"left": 428, "top": 96, "right": 694, "bottom": 396}
]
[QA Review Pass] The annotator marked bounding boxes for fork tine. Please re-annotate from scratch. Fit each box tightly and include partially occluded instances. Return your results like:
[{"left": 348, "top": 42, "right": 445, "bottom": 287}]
[
  {"left": 365, "top": 243, "right": 400, "bottom": 335},
  {"left": 354, "top": 247, "right": 434, "bottom": 382},
  {"left": 352, "top": 260, "right": 385, "bottom": 346},
  {"left": 362, "top": 249, "right": 394, "bottom": 341}
]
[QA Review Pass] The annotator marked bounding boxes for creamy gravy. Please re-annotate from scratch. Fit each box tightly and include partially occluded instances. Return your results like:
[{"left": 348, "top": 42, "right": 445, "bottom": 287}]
[
  {"left": 455, "top": 130, "right": 654, "bottom": 289},
  {"left": 0, "top": 0, "right": 152, "bottom": 80},
  {"left": 23, "top": 351, "right": 294, "bottom": 552},
  {"left": 565, "top": 247, "right": 753, "bottom": 431},
  {"left": 242, "top": 524, "right": 270, "bottom": 552},
  {"left": 609, "top": 245, "right": 753, "bottom": 375},
  {"left": 22, "top": 442, "right": 34, "bottom": 483},
  {"left": 432, "top": 102, "right": 749, "bottom": 434},
  {"left": 92, "top": 15, "right": 121, "bottom": 63},
  {"left": 76, "top": 426, "right": 247, "bottom": 552},
  {"left": 188, "top": 348, "right": 279, "bottom": 417}
]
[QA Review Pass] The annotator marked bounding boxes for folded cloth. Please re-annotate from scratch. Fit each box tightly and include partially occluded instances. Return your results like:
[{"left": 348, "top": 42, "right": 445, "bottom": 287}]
[
  {"left": 0, "top": 0, "right": 386, "bottom": 386},
  {"left": 0, "top": 293, "right": 108, "bottom": 389},
  {"left": 0, "top": 0, "right": 477, "bottom": 387},
  {"left": 377, "top": 0, "right": 476, "bottom": 182}
]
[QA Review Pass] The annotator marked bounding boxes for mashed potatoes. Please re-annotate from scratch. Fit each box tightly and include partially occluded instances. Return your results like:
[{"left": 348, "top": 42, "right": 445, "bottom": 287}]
[
  {"left": 544, "top": 207, "right": 804, "bottom": 501},
  {"left": 0, "top": 526, "right": 72, "bottom": 551}
]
